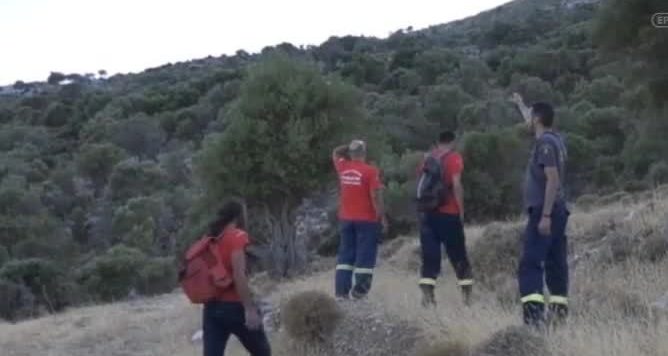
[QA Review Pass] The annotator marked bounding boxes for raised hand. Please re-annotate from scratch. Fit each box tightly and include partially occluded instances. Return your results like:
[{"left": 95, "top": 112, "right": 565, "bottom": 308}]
[{"left": 510, "top": 92, "right": 524, "bottom": 106}]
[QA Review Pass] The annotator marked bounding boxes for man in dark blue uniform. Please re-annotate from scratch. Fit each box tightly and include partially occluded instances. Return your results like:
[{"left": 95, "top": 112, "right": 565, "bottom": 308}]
[{"left": 511, "top": 93, "right": 570, "bottom": 328}]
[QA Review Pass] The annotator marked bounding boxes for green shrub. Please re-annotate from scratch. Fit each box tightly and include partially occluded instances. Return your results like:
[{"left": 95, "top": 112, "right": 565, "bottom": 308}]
[
  {"left": 282, "top": 290, "right": 343, "bottom": 343},
  {"left": 77, "top": 245, "right": 146, "bottom": 301},
  {"left": 0, "top": 246, "right": 8, "bottom": 267},
  {"left": 381, "top": 150, "right": 423, "bottom": 231},
  {"left": 112, "top": 196, "right": 163, "bottom": 253},
  {"left": 647, "top": 161, "right": 668, "bottom": 187},
  {"left": 461, "top": 130, "right": 525, "bottom": 221},
  {"left": 137, "top": 257, "right": 177, "bottom": 296},
  {"left": 109, "top": 159, "right": 167, "bottom": 202},
  {"left": 12, "top": 238, "right": 64, "bottom": 260},
  {"left": 0, "top": 258, "right": 70, "bottom": 313},
  {"left": 0, "top": 278, "right": 35, "bottom": 321}
]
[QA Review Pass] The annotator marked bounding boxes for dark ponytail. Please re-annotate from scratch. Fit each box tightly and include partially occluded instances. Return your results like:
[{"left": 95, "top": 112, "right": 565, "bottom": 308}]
[{"left": 208, "top": 200, "right": 245, "bottom": 237}]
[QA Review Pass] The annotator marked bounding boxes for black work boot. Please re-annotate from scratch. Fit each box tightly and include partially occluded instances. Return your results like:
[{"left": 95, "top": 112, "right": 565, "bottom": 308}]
[
  {"left": 420, "top": 284, "right": 436, "bottom": 308},
  {"left": 461, "top": 285, "right": 473, "bottom": 306},
  {"left": 522, "top": 302, "right": 546, "bottom": 330},
  {"left": 548, "top": 303, "right": 569, "bottom": 327}
]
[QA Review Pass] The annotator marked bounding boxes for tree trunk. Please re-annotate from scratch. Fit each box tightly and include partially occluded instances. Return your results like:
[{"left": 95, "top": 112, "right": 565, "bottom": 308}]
[{"left": 264, "top": 201, "right": 307, "bottom": 278}]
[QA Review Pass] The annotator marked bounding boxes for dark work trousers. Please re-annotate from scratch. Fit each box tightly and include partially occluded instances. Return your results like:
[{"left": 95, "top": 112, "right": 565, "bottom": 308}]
[
  {"left": 418, "top": 212, "right": 474, "bottom": 288},
  {"left": 203, "top": 301, "right": 271, "bottom": 356},
  {"left": 335, "top": 220, "right": 381, "bottom": 298},
  {"left": 518, "top": 203, "right": 570, "bottom": 326}
]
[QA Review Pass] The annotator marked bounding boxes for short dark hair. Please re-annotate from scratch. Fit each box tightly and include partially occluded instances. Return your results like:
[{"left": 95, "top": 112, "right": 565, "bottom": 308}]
[
  {"left": 531, "top": 102, "right": 555, "bottom": 127},
  {"left": 439, "top": 131, "right": 456, "bottom": 144},
  {"left": 208, "top": 199, "right": 245, "bottom": 236}
]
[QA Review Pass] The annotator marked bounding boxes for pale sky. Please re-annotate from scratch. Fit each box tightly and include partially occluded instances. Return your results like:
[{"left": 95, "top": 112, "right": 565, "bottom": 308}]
[{"left": 0, "top": 0, "right": 511, "bottom": 85}]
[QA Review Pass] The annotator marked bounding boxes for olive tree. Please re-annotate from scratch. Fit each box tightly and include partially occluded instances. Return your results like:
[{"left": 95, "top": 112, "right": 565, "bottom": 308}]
[{"left": 197, "top": 56, "right": 366, "bottom": 276}]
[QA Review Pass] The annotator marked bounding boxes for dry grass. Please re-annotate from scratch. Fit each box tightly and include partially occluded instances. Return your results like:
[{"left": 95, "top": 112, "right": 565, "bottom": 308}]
[{"left": 2, "top": 189, "right": 668, "bottom": 356}]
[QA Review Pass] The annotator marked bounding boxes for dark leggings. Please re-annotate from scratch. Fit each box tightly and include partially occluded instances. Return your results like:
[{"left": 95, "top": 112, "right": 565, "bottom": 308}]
[{"left": 203, "top": 302, "right": 271, "bottom": 356}]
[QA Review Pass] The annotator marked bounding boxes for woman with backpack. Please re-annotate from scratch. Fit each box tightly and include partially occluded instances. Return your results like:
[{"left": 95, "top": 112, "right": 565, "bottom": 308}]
[{"left": 199, "top": 200, "right": 271, "bottom": 356}]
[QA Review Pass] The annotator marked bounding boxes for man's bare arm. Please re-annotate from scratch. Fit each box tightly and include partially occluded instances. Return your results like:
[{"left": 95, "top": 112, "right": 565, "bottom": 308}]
[
  {"left": 332, "top": 145, "right": 349, "bottom": 162},
  {"left": 371, "top": 188, "right": 385, "bottom": 220},
  {"left": 371, "top": 187, "right": 387, "bottom": 234},
  {"left": 510, "top": 92, "right": 532, "bottom": 125},
  {"left": 231, "top": 250, "right": 254, "bottom": 310},
  {"left": 452, "top": 173, "right": 465, "bottom": 220},
  {"left": 542, "top": 167, "right": 560, "bottom": 217}
]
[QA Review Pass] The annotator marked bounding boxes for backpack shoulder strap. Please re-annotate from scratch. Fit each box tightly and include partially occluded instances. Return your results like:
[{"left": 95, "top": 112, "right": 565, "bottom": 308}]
[{"left": 433, "top": 150, "right": 452, "bottom": 170}]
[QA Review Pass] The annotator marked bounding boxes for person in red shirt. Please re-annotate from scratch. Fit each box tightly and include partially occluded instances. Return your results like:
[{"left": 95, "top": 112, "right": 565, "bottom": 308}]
[
  {"left": 332, "top": 140, "right": 386, "bottom": 300},
  {"left": 418, "top": 131, "right": 474, "bottom": 307},
  {"left": 202, "top": 201, "right": 271, "bottom": 356}
]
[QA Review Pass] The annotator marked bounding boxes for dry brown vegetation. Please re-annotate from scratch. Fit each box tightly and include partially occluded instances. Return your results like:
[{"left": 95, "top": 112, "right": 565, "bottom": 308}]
[{"left": 1, "top": 188, "right": 668, "bottom": 356}]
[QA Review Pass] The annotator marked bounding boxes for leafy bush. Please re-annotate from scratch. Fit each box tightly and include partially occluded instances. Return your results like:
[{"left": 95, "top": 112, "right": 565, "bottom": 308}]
[
  {"left": 647, "top": 161, "right": 668, "bottom": 187},
  {"left": 0, "top": 258, "right": 70, "bottom": 313},
  {"left": 0, "top": 278, "right": 34, "bottom": 321},
  {"left": 137, "top": 257, "right": 177, "bottom": 296},
  {"left": 381, "top": 150, "right": 423, "bottom": 229},
  {"left": 0, "top": 246, "right": 8, "bottom": 267},
  {"left": 196, "top": 55, "right": 367, "bottom": 276},
  {"left": 282, "top": 290, "right": 343, "bottom": 342},
  {"left": 109, "top": 159, "right": 167, "bottom": 202},
  {"left": 77, "top": 245, "right": 146, "bottom": 301},
  {"left": 77, "top": 143, "right": 126, "bottom": 190},
  {"left": 461, "top": 130, "right": 525, "bottom": 220},
  {"left": 112, "top": 196, "right": 163, "bottom": 253}
]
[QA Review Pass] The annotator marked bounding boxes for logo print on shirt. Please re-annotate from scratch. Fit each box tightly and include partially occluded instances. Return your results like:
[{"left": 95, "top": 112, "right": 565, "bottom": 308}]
[{"left": 340, "top": 169, "right": 363, "bottom": 186}]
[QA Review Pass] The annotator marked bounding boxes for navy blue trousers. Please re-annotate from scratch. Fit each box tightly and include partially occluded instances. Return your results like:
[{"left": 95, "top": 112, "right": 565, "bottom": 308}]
[
  {"left": 419, "top": 212, "right": 473, "bottom": 287},
  {"left": 335, "top": 220, "right": 381, "bottom": 298},
  {"left": 203, "top": 302, "right": 271, "bottom": 356},
  {"left": 518, "top": 204, "right": 570, "bottom": 324}
]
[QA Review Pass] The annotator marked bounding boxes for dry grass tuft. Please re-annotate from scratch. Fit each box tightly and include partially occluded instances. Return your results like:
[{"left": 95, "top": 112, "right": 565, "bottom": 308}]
[
  {"left": 469, "top": 222, "right": 523, "bottom": 288},
  {"left": 388, "top": 238, "right": 422, "bottom": 273},
  {"left": 475, "top": 325, "right": 549, "bottom": 356},
  {"left": 639, "top": 226, "right": 668, "bottom": 263},
  {"left": 415, "top": 338, "right": 472, "bottom": 356},
  {"left": 281, "top": 290, "right": 342, "bottom": 343}
]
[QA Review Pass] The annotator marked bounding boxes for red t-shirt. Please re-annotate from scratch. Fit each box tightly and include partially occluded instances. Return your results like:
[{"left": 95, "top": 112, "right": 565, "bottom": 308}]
[
  {"left": 214, "top": 227, "right": 250, "bottom": 302},
  {"left": 334, "top": 158, "right": 383, "bottom": 222},
  {"left": 418, "top": 150, "right": 464, "bottom": 215}
]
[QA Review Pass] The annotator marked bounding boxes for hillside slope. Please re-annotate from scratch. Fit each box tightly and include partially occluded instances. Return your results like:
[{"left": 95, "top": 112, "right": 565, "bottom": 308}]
[
  {"left": 2, "top": 0, "right": 668, "bottom": 321},
  {"left": 2, "top": 188, "right": 667, "bottom": 356}
]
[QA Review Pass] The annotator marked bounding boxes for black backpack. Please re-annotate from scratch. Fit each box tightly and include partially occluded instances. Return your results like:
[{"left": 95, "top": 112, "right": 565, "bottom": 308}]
[{"left": 416, "top": 151, "right": 450, "bottom": 212}]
